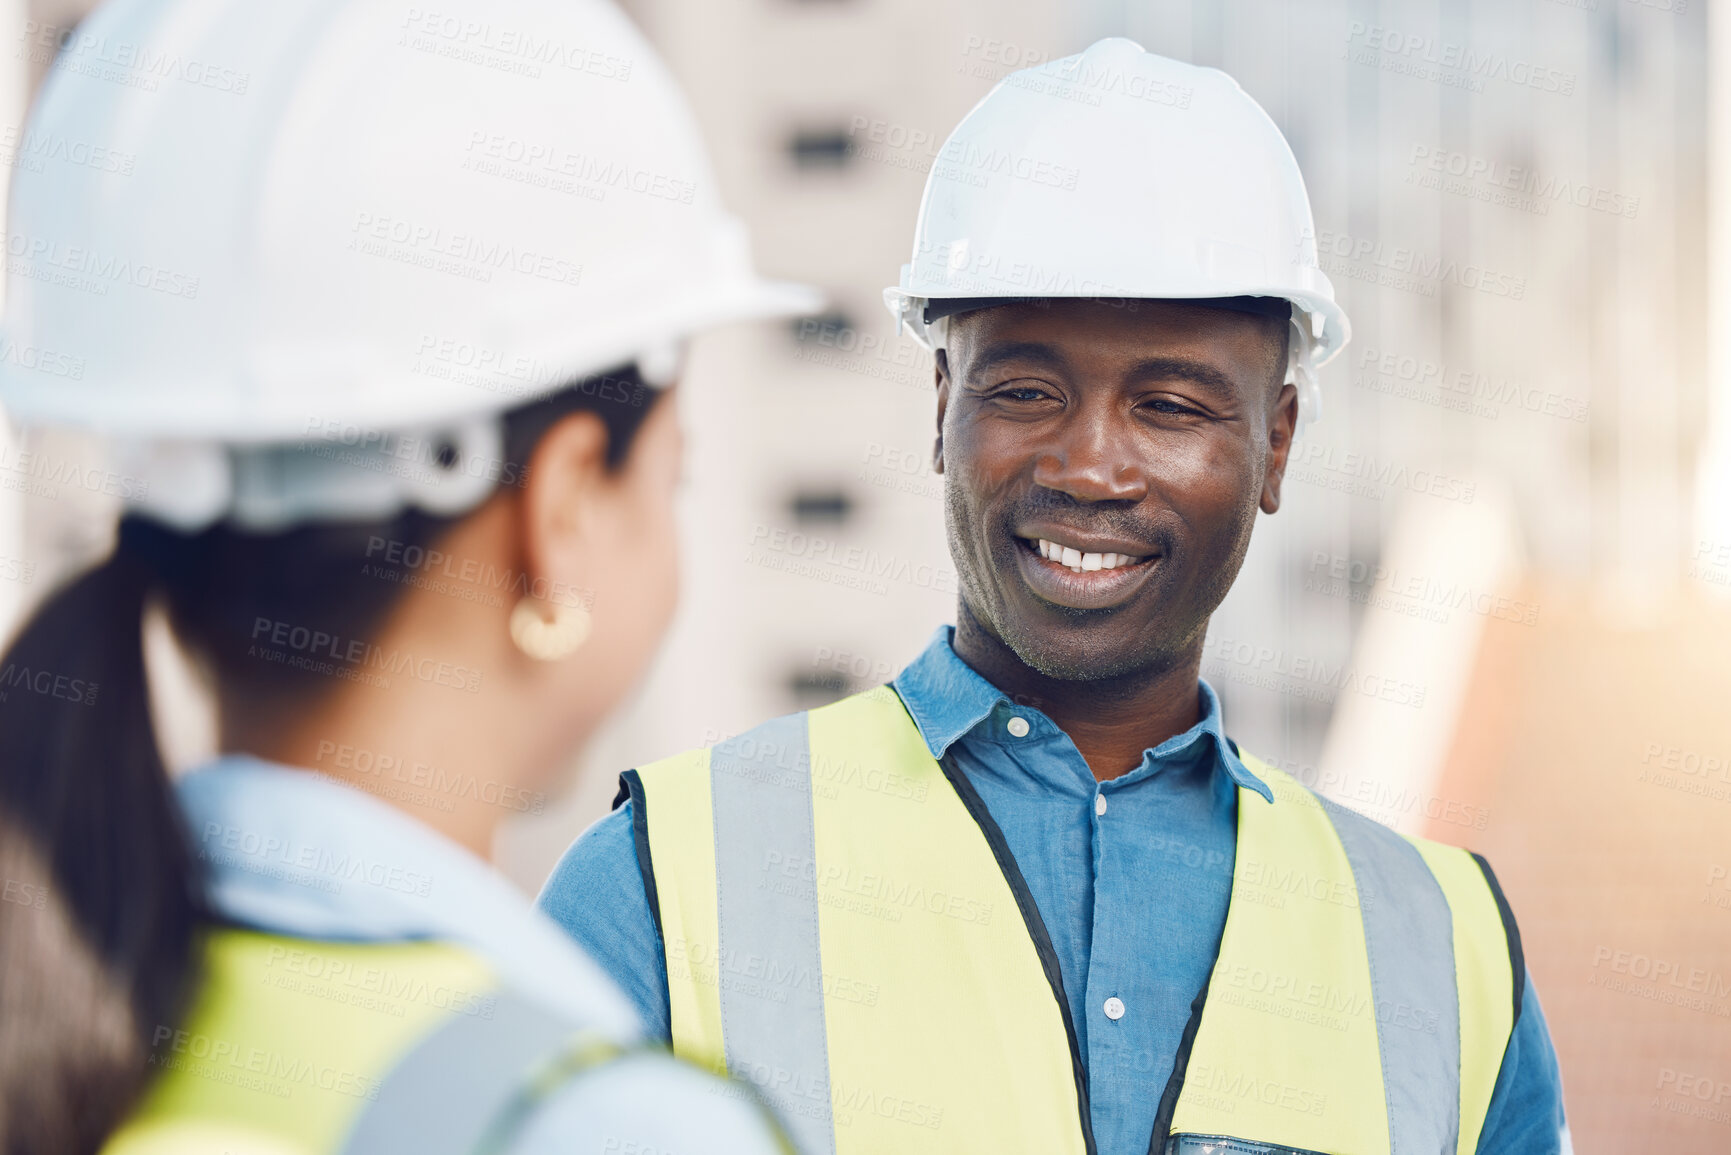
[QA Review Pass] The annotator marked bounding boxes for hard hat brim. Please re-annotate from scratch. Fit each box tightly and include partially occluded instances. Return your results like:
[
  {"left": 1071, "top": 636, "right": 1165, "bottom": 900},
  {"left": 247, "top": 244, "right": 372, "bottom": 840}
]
[
  {"left": 0, "top": 278, "right": 825, "bottom": 444},
  {"left": 884, "top": 286, "right": 1349, "bottom": 368}
]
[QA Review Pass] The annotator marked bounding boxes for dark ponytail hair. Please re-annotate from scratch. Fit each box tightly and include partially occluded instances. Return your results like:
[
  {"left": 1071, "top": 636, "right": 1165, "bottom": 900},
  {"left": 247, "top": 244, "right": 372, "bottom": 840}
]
[{"left": 0, "top": 368, "right": 663, "bottom": 1154}]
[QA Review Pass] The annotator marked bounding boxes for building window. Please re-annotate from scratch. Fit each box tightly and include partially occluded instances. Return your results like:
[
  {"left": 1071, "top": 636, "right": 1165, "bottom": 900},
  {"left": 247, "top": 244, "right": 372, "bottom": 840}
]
[
  {"left": 786, "top": 127, "right": 853, "bottom": 170},
  {"left": 786, "top": 669, "right": 850, "bottom": 711},
  {"left": 788, "top": 488, "right": 855, "bottom": 524},
  {"left": 790, "top": 310, "right": 856, "bottom": 345}
]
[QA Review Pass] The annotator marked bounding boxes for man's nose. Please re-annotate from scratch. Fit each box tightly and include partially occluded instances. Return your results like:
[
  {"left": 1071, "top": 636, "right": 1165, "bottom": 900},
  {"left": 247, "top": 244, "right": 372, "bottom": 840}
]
[{"left": 1029, "top": 414, "right": 1150, "bottom": 503}]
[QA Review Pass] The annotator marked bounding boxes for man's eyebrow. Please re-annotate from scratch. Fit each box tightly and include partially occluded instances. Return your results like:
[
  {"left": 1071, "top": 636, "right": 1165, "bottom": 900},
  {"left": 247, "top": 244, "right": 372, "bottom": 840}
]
[
  {"left": 963, "top": 341, "right": 1070, "bottom": 383},
  {"left": 1124, "top": 357, "right": 1240, "bottom": 397}
]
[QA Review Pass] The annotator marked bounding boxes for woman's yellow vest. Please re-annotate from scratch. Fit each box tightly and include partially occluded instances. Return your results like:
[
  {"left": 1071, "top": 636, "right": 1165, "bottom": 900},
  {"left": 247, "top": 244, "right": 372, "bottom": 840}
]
[
  {"left": 102, "top": 933, "right": 643, "bottom": 1155},
  {"left": 629, "top": 686, "right": 1524, "bottom": 1155}
]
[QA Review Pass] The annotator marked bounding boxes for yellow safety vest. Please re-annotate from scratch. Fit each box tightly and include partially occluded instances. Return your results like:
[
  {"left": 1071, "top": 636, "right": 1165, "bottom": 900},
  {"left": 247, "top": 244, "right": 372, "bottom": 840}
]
[
  {"left": 102, "top": 930, "right": 644, "bottom": 1155},
  {"left": 630, "top": 685, "right": 1523, "bottom": 1155}
]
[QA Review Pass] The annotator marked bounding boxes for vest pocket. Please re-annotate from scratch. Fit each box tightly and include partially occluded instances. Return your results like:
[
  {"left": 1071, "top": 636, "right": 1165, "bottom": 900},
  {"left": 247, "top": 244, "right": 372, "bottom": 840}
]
[{"left": 1165, "top": 1135, "right": 1337, "bottom": 1155}]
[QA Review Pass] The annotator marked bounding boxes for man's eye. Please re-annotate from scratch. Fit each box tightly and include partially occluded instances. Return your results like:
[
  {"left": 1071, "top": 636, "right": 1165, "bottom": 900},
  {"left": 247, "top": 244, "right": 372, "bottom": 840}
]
[
  {"left": 1145, "top": 398, "right": 1201, "bottom": 416},
  {"left": 993, "top": 382, "right": 1053, "bottom": 402}
]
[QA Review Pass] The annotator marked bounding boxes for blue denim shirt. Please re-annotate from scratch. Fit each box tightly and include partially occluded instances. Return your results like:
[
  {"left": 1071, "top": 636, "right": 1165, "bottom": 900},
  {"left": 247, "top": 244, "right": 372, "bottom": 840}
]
[{"left": 539, "top": 626, "right": 1568, "bottom": 1154}]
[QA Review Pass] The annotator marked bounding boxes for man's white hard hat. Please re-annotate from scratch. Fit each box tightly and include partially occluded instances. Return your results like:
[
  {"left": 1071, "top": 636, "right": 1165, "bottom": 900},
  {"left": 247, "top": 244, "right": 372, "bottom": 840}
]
[
  {"left": 883, "top": 37, "right": 1348, "bottom": 431},
  {"left": 0, "top": 0, "right": 818, "bottom": 529}
]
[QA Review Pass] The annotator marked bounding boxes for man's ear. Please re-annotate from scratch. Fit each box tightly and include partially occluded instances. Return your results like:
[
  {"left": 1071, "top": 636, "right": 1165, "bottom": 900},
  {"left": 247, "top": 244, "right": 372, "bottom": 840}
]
[
  {"left": 933, "top": 348, "right": 951, "bottom": 476},
  {"left": 520, "top": 410, "right": 611, "bottom": 586},
  {"left": 1260, "top": 381, "right": 1299, "bottom": 515}
]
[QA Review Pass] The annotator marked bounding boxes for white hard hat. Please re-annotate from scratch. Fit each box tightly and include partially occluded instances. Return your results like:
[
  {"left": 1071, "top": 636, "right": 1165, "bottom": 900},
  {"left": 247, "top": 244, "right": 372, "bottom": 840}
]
[
  {"left": 0, "top": 0, "right": 818, "bottom": 530},
  {"left": 883, "top": 38, "right": 1348, "bottom": 431}
]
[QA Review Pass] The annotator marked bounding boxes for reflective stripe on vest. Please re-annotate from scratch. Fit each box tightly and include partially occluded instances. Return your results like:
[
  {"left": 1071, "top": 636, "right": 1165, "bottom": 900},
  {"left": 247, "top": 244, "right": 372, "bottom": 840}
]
[
  {"left": 339, "top": 989, "right": 643, "bottom": 1155},
  {"left": 631, "top": 686, "right": 1520, "bottom": 1155}
]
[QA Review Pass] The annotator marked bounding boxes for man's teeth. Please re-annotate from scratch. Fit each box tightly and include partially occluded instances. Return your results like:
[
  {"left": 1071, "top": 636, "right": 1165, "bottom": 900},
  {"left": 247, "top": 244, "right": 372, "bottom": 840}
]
[{"left": 1035, "top": 539, "right": 1140, "bottom": 572}]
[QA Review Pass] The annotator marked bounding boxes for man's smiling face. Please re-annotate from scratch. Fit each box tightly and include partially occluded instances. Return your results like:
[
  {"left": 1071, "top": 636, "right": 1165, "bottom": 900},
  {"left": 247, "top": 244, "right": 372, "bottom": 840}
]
[{"left": 935, "top": 298, "right": 1297, "bottom": 682}]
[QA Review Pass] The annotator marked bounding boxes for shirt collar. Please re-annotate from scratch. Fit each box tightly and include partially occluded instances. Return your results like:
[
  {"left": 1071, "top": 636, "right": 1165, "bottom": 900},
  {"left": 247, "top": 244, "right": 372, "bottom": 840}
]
[
  {"left": 892, "top": 624, "right": 1274, "bottom": 802},
  {"left": 176, "top": 756, "right": 640, "bottom": 1039}
]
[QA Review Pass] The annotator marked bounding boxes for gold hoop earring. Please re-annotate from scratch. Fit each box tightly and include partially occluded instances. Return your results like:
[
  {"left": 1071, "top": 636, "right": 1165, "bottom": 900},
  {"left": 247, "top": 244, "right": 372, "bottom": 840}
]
[{"left": 509, "top": 597, "right": 591, "bottom": 662}]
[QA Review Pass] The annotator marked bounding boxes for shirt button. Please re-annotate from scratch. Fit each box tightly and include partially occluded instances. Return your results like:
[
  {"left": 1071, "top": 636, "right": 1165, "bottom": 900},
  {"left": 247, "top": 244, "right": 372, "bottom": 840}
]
[
  {"left": 1095, "top": 794, "right": 1108, "bottom": 817},
  {"left": 1006, "top": 716, "right": 1030, "bottom": 738},
  {"left": 1103, "top": 997, "right": 1126, "bottom": 1021}
]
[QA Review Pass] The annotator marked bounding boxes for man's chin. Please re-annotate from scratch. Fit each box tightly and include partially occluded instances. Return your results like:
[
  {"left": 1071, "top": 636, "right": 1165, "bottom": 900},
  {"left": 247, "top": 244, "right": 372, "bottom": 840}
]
[{"left": 999, "top": 624, "right": 1162, "bottom": 684}]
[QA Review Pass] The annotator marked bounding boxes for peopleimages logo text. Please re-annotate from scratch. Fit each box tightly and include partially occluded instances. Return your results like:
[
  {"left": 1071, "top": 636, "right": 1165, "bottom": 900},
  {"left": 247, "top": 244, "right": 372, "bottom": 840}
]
[{"left": 1409, "top": 146, "right": 1640, "bottom": 218}]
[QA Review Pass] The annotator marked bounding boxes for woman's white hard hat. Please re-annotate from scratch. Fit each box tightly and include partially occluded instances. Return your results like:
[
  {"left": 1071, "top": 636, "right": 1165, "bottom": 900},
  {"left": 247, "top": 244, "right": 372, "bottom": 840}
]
[
  {"left": 883, "top": 38, "right": 1349, "bottom": 433},
  {"left": 0, "top": 0, "right": 819, "bottom": 529}
]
